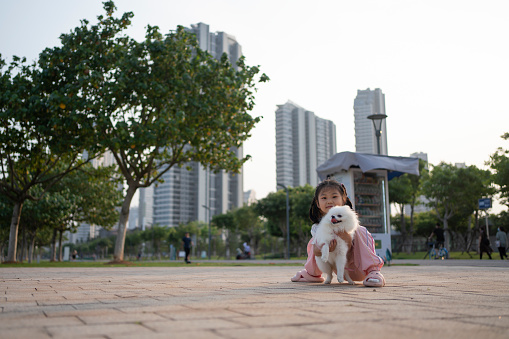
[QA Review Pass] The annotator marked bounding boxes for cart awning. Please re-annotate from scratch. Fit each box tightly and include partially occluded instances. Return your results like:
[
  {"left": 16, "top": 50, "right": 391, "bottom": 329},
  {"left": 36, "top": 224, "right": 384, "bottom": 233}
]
[{"left": 317, "top": 151, "right": 420, "bottom": 181}]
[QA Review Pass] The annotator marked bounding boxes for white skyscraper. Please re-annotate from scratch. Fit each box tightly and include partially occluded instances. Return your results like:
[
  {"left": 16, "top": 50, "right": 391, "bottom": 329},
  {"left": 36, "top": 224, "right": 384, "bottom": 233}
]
[
  {"left": 138, "top": 23, "right": 245, "bottom": 228},
  {"left": 354, "top": 88, "right": 388, "bottom": 155},
  {"left": 275, "top": 100, "right": 336, "bottom": 188}
]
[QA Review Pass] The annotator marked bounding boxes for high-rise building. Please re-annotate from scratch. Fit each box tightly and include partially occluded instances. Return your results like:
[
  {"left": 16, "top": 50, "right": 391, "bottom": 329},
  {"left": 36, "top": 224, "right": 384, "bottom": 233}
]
[
  {"left": 275, "top": 100, "right": 337, "bottom": 188},
  {"left": 354, "top": 88, "right": 388, "bottom": 155},
  {"left": 138, "top": 23, "right": 244, "bottom": 228},
  {"left": 243, "top": 190, "right": 257, "bottom": 206}
]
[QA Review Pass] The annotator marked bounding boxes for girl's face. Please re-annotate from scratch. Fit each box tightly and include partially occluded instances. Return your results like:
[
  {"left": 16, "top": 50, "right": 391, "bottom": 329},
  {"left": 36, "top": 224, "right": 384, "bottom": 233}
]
[{"left": 317, "top": 187, "right": 345, "bottom": 215}]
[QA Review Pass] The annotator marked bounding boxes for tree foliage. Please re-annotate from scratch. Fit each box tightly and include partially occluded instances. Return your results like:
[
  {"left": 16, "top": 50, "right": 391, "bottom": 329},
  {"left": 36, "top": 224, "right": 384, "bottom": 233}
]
[
  {"left": 46, "top": 2, "right": 269, "bottom": 262},
  {"left": 388, "top": 159, "right": 426, "bottom": 253},
  {"left": 421, "top": 162, "right": 493, "bottom": 249},
  {"left": 255, "top": 185, "right": 314, "bottom": 257},
  {"left": 489, "top": 132, "right": 509, "bottom": 207}
]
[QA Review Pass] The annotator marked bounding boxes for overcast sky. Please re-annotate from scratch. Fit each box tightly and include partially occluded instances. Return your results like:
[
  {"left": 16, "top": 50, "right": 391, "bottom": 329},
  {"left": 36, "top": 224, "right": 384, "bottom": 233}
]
[{"left": 1, "top": 0, "right": 508, "bottom": 211}]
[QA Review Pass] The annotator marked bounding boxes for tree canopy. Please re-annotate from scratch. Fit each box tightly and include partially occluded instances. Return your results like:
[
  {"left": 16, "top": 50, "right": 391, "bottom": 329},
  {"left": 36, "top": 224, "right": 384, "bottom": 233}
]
[{"left": 58, "top": 2, "right": 268, "bottom": 261}]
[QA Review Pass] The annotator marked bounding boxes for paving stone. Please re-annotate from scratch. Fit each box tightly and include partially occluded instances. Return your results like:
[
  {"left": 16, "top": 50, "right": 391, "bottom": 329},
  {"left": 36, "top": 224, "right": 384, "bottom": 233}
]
[{"left": 0, "top": 260, "right": 508, "bottom": 338}]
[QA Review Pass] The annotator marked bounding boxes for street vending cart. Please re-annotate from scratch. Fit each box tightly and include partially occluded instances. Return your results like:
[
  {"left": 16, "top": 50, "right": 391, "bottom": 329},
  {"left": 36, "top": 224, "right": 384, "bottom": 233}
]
[{"left": 316, "top": 152, "right": 420, "bottom": 258}]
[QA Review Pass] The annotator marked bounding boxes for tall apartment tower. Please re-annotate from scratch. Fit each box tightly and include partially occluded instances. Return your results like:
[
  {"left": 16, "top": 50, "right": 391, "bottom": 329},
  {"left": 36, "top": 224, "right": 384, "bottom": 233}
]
[
  {"left": 275, "top": 100, "right": 337, "bottom": 188},
  {"left": 138, "top": 23, "right": 244, "bottom": 228},
  {"left": 353, "top": 88, "right": 388, "bottom": 155}
]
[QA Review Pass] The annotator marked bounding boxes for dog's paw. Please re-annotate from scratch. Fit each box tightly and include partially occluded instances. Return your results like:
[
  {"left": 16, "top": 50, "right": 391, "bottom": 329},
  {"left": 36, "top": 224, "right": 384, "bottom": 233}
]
[
  {"left": 344, "top": 272, "right": 354, "bottom": 285},
  {"left": 320, "top": 254, "right": 329, "bottom": 262},
  {"left": 337, "top": 275, "right": 344, "bottom": 284},
  {"left": 324, "top": 278, "right": 332, "bottom": 284}
]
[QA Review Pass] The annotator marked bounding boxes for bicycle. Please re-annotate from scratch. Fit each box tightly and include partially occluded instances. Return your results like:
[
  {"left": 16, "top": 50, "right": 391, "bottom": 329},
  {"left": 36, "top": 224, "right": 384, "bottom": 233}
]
[
  {"left": 424, "top": 241, "right": 449, "bottom": 260},
  {"left": 425, "top": 241, "right": 437, "bottom": 260},
  {"left": 436, "top": 245, "right": 449, "bottom": 260}
]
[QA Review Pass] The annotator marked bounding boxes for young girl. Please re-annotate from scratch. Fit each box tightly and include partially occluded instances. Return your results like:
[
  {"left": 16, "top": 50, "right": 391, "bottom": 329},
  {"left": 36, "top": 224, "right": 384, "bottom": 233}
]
[{"left": 291, "top": 179, "right": 385, "bottom": 287}]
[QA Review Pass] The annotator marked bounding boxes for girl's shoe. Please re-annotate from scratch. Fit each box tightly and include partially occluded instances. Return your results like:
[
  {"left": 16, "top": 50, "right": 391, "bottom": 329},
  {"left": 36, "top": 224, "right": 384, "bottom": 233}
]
[
  {"left": 363, "top": 271, "right": 385, "bottom": 287},
  {"left": 291, "top": 270, "right": 324, "bottom": 282}
]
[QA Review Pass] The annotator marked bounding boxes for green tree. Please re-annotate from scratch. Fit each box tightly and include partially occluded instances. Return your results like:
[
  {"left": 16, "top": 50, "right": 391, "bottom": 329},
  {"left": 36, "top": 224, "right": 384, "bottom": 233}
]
[
  {"left": 79, "top": 6, "right": 269, "bottom": 262},
  {"left": 287, "top": 185, "right": 314, "bottom": 257},
  {"left": 141, "top": 225, "right": 169, "bottom": 259},
  {"left": 453, "top": 165, "right": 493, "bottom": 252},
  {"left": 211, "top": 211, "right": 236, "bottom": 259},
  {"left": 0, "top": 58, "right": 92, "bottom": 262},
  {"left": 388, "top": 159, "right": 426, "bottom": 253},
  {"left": 488, "top": 132, "right": 509, "bottom": 207},
  {"left": 255, "top": 189, "right": 289, "bottom": 256},
  {"left": 232, "top": 204, "right": 265, "bottom": 258},
  {"left": 389, "top": 174, "right": 413, "bottom": 252},
  {"left": 421, "top": 162, "right": 493, "bottom": 250},
  {"left": 125, "top": 229, "right": 143, "bottom": 260},
  {"left": 255, "top": 185, "right": 314, "bottom": 258},
  {"left": 0, "top": 1, "right": 129, "bottom": 262}
]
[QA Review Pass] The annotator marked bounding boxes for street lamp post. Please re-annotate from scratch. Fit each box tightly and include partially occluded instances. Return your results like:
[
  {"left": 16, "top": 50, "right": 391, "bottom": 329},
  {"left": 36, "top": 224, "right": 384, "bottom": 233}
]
[
  {"left": 367, "top": 114, "right": 388, "bottom": 155},
  {"left": 202, "top": 204, "right": 211, "bottom": 260},
  {"left": 277, "top": 183, "right": 290, "bottom": 260}
]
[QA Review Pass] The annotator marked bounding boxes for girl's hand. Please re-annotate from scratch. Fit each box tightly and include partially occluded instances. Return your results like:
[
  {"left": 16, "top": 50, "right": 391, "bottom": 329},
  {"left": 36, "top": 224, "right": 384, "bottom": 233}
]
[
  {"left": 329, "top": 239, "right": 337, "bottom": 252},
  {"left": 313, "top": 243, "right": 322, "bottom": 257},
  {"left": 313, "top": 239, "right": 337, "bottom": 257}
]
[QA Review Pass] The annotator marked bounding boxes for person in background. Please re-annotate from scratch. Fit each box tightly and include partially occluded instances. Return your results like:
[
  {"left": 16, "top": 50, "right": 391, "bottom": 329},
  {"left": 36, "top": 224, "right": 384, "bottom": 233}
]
[
  {"left": 495, "top": 226, "right": 508, "bottom": 260},
  {"left": 479, "top": 227, "right": 493, "bottom": 260},
  {"left": 243, "top": 242, "right": 251, "bottom": 259},
  {"left": 428, "top": 223, "right": 445, "bottom": 250},
  {"left": 182, "top": 232, "right": 193, "bottom": 264}
]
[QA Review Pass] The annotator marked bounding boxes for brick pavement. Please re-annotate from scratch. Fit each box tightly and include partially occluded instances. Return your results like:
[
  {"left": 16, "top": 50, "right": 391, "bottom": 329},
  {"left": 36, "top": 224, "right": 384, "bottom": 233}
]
[{"left": 1, "top": 260, "right": 508, "bottom": 339}]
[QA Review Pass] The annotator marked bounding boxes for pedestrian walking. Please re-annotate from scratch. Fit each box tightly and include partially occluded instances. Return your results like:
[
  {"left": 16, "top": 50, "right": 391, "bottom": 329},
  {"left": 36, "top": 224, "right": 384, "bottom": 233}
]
[
  {"left": 496, "top": 226, "right": 508, "bottom": 260},
  {"left": 182, "top": 232, "right": 193, "bottom": 264},
  {"left": 479, "top": 227, "right": 493, "bottom": 260}
]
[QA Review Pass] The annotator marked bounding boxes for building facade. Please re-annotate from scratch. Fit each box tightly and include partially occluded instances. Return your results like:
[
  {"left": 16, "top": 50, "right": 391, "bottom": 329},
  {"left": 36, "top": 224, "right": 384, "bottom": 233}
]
[
  {"left": 138, "top": 23, "right": 245, "bottom": 229},
  {"left": 354, "top": 88, "right": 388, "bottom": 155},
  {"left": 275, "top": 100, "right": 337, "bottom": 188}
]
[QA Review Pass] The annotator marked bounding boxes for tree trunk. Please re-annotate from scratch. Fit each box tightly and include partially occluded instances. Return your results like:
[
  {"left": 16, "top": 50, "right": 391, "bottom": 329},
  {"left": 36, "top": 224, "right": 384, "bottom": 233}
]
[
  {"left": 113, "top": 185, "right": 137, "bottom": 262},
  {"left": 50, "top": 229, "right": 57, "bottom": 262},
  {"left": 409, "top": 204, "right": 415, "bottom": 253},
  {"left": 28, "top": 235, "right": 36, "bottom": 263},
  {"left": 58, "top": 230, "right": 63, "bottom": 262},
  {"left": 6, "top": 201, "right": 23, "bottom": 262},
  {"left": 18, "top": 227, "right": 26, "bottom": 263}
]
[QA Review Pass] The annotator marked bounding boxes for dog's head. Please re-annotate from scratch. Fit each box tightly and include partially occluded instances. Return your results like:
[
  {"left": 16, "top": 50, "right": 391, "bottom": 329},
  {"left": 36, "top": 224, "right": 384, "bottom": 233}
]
[{"left": 324, "top": 205, "right": 359, "bottom": 233}]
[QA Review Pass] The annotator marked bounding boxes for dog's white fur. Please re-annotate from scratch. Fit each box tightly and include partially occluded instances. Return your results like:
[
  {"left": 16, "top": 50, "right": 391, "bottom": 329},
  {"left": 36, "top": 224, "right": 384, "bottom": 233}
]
[{"left": 314, "top": 205, "right": 359, "bottom": 284}]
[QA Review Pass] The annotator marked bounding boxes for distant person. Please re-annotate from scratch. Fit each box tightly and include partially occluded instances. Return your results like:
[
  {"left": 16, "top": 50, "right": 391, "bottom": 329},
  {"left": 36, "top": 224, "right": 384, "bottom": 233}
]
[
  {"left": 479, "top": 227, "right": 493, "bottom": 260},
  {"left": 495, "top": 226, "right": 508, "bottom": 260},
  {"left": 71, "top": 250, "right": 77, "bottom": 261},
  {"left": 428, "top": 223, "right": 445, "bottom": 249},
  {"left": 182, "top": 232, "right": 193, "bottom": 264},
  {"left": 243, "top": 242, "right": 251, "bottom": 258}
]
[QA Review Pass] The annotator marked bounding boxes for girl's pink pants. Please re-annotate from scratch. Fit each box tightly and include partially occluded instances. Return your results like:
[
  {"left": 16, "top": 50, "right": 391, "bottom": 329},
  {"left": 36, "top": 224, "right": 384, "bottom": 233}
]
[{"left": 296, "top": 226, "right": 384, "bottom": 281}]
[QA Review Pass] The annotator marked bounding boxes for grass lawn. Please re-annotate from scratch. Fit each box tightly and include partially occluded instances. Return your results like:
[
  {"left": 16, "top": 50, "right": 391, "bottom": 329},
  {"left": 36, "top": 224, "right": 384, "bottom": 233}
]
[
  {"left": 0, "top": 251, "right": 483, "bottom": 268},
  {"left": 0, "top": 260, "right": 303, "bottom": 268},
  {"left": 391, "top": 251, "right": 478, "bottom": 260}
]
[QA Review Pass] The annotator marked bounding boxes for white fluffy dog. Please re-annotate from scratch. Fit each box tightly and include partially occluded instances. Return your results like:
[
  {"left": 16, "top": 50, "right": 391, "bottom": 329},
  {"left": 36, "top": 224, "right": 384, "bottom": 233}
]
[{"left": 314, "top": 205, "right": 359, "bottom": 284}]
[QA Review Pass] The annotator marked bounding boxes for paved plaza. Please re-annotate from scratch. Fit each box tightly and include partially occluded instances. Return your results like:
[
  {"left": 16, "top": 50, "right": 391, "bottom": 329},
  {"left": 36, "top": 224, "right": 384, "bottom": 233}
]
[{"left": 1, "top": 259, "right": 508, "bottom": 339}]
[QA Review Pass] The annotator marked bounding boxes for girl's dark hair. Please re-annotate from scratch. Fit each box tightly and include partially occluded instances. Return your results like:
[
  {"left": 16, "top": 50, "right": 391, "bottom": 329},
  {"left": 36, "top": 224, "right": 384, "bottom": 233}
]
[{"left": 309, "top": 178, "right": 353, "bottom": 224}]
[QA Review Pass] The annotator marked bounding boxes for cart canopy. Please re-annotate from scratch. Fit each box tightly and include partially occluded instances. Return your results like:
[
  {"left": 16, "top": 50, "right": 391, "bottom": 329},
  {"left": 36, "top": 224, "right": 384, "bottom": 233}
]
[{"left": 317, "top": 151, "right": 420, "bottom": 181}]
